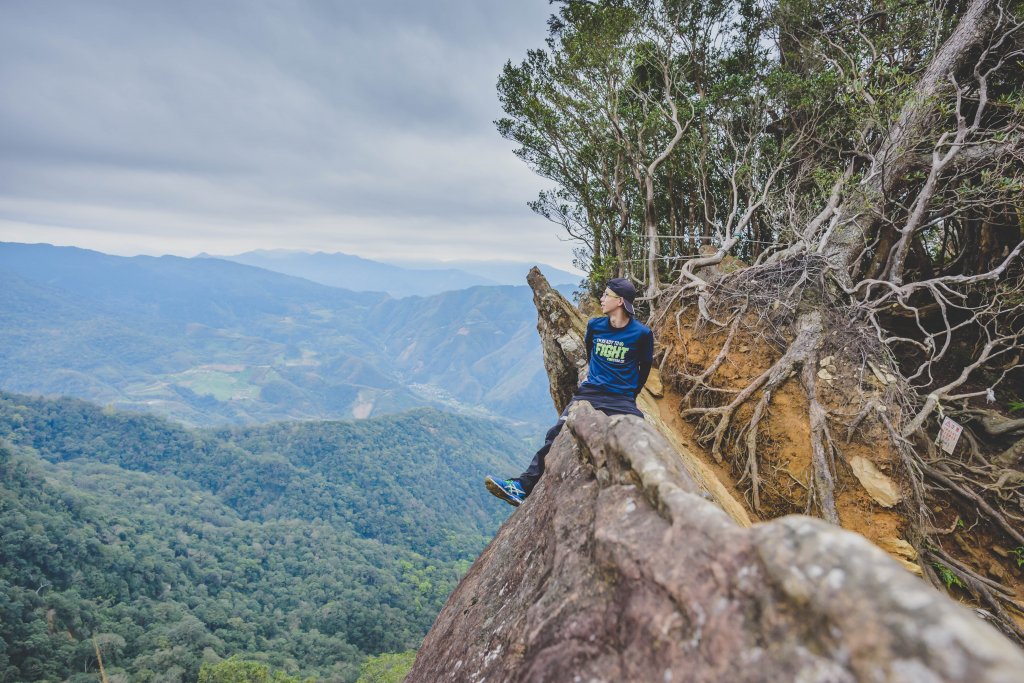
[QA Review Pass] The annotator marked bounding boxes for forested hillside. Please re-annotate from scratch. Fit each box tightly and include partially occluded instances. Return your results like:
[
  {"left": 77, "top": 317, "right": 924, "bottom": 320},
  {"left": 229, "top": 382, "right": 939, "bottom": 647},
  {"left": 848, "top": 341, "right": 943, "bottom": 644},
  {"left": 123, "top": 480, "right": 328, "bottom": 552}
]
[
  {"left": 0, "top": 242, "right": 558, "bottom": 426},
  {"left": 0, "top": 392, "right": 524, "bottom": 682}
]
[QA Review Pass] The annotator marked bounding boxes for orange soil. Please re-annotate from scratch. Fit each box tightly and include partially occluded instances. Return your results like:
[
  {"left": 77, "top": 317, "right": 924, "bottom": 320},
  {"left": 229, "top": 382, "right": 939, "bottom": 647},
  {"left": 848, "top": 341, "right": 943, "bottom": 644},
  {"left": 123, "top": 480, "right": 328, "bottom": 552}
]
[
  {"left": 652, "top": 312, "right": 918, "bottom": 568},
  {"left": 648, "top": 307, "right": 1024, "bottom": 630}
]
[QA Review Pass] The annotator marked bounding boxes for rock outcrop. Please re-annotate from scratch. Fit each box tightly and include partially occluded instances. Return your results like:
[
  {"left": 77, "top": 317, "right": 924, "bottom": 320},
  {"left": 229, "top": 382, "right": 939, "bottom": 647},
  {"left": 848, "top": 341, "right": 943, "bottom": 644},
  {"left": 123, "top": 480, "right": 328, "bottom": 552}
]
[
  {"left": 527, "top": 266, "right": 588, "bottom": 414},
  {"left": 527, "top": 267, "right": 750, "bottom": 527},
  {"left": 405, "top": 270, "right": 1024, "bottom": 683}
]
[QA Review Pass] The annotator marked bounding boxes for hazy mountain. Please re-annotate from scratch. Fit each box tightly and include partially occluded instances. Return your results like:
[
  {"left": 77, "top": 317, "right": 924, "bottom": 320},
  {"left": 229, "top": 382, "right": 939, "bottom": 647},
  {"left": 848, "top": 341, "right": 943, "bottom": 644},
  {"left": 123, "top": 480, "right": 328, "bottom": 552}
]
[
  {"left": 207, "top": 248, "right": 582, "bottom": 297},
  {"left": 387, "top": 257, "right": 582, "bottom": 289},
  {"left": 0, "top": 242, "right": 411, "bottom": 424},
  {"left": 207, "top": 249, "right": 494, "bottom": 297},
  {"left": 1, "top": 242, "right": 388, "bottom": 325},
  {"left": 365, "top": 285, "right": 551, "bottom": 420},
  {"left": 0, "top": 242, "right": 560, "bottom": 426}
]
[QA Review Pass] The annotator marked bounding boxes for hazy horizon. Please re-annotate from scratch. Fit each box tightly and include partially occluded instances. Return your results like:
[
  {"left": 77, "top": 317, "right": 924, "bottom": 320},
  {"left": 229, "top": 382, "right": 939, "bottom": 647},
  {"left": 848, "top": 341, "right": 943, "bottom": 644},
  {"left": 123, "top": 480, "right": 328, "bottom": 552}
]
[
  {"left": 0, "top": 239, "right": 585, "bottom": 278},
  {"left": 0, "top": 1, "right": 577, "bottom": 270}
]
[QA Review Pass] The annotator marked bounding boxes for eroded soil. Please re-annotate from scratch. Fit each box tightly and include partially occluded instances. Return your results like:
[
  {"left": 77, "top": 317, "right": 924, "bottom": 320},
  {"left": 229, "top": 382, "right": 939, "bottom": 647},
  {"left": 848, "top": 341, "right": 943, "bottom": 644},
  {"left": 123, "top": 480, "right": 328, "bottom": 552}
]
[{"left": 647, "top": 312, "right": 1024, "bottom": 631}]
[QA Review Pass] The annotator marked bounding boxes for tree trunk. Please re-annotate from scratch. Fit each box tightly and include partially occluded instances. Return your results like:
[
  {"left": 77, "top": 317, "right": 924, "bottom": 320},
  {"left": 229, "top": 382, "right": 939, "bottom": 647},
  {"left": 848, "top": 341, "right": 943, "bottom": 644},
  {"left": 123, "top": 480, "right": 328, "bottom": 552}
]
[
  {"left": 821, "top": 0, "right": 998, "bottom": 272},
  {"left": 645, "top": 173, "right": 660, "bottom": 296},
  {"left": 994, "top": 436, "right": 1024, "bottom": 469}
]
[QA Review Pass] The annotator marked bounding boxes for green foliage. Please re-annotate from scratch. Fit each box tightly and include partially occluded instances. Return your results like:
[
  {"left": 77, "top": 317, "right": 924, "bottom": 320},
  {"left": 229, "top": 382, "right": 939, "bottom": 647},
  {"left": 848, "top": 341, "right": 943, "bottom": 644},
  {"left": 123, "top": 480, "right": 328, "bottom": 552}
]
[
  {"left": 198, "top": 656, "right": 309, "bottom": 683},
  {"left": 1011, "top": 547, "right": 1024, "bottom": 569},
  {"left": 355, "top": 651, "right": 417, "bottom": 683},
  {"left": 497, "top": 0, "right": 790, "bottom": 276},
  {"left": 0, "top": 390, "right": 521, "bottom": 563},
  {"left": 1009, "top": 401, "right": 1024, "bottom": 413},
  {"left": 496, "top": 0, "right": 1023, "bottom": 292},
  {"left": 0, "top": 392, "right": 523, "bottom": 682},
  {"left": 933, "top": 562, "right": 966, "bottom": 589}
]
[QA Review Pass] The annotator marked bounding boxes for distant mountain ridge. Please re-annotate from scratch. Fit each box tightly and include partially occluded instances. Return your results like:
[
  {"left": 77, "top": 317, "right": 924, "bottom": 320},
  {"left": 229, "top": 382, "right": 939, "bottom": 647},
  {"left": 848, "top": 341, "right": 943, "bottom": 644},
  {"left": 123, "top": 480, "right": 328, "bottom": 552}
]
[
  {"left": 0, "top": 241, "right": 564, "bottom": 426},
  {"left": 205, "top": 248, "right": 581, "bottom": 297}
]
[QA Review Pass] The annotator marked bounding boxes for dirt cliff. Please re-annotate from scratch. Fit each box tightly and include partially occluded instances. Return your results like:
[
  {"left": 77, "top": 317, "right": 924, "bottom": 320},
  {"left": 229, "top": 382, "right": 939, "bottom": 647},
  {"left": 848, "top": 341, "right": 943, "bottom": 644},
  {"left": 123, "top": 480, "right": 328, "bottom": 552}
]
[{"left": 404, "top": 269, "right": 1024, "bottom": 682}]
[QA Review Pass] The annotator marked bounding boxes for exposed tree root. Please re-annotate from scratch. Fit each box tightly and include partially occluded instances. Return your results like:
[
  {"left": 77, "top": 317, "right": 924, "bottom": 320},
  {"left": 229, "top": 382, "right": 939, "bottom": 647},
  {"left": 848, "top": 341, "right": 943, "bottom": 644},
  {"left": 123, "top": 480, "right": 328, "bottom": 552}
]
[
  {"left": 965, "top": 409, "right": 1024, "bottom": 437},
  {"left": 655, "top": 250, "right": 1024, "bottom": 644},
  {"left": 737, "top": 388, "right": 771, "bottom": 514},
  {"left": 919, "top": 459, "right": 1024, "bottom": 548},
  {"left": 926, "top": 545, "right": 1024, "bottom": 642},
  {"left": 681, "top": 313, "right": 743, "bottom": 404},
  {"left": 994, "top": 435, "right": 1024, "bottom": 469},
  {"left": 682, "top": 353, "right": 792, "bottom": 462},
  {"left": 800, "top": 353, "right": 840, "bottom": 525}
]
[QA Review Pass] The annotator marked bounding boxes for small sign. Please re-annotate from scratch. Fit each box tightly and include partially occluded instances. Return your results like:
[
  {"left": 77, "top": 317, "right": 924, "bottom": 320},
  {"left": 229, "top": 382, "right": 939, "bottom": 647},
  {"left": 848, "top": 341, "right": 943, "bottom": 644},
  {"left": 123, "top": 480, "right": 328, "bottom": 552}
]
[{"left": 938, "top": 417, "right": 963, "bottom": 454}]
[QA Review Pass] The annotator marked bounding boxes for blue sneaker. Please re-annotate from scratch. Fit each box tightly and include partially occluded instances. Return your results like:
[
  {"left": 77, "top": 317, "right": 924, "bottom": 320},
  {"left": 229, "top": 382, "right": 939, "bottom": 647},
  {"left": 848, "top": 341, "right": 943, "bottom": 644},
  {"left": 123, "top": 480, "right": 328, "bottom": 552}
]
[{"left": 485, "top": 476, "right": 525, "bottom": 507}]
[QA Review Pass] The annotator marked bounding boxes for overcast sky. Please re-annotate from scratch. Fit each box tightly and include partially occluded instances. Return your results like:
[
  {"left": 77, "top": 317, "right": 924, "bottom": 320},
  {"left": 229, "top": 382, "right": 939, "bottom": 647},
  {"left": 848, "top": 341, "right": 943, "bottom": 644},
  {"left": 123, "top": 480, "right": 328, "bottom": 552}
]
[{"left": 0, "top": 0, "right": 581, "bottom": 270}]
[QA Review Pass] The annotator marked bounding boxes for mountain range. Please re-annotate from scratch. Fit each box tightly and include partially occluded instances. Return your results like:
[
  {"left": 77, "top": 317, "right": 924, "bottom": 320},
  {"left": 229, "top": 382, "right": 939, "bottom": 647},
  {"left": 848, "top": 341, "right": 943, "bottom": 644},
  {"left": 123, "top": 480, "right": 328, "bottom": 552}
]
[
  {"left": 0, "top": 241, "right": 569, "bottom": 427},
  {"left": 0, "top": 240, "right": 578, "bottom": 680},
  {"left": 207, "top": 249, "right": 582, "bottom": 298}
]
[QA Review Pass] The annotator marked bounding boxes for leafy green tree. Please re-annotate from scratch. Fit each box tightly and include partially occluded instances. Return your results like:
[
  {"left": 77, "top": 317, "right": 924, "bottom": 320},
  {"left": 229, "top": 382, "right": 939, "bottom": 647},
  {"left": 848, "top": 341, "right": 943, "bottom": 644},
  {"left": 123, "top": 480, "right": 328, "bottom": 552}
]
[
  {"left": 355, "top": 651, "right": 417, "bottom": 683},
  {"left": 198, "top": 656, "right": 307, "bottom": 683}
]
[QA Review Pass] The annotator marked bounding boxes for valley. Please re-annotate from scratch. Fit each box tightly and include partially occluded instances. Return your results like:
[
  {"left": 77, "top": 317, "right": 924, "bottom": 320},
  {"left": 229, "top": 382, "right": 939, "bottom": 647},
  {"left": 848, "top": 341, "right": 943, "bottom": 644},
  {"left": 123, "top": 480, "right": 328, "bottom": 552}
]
[{"left": 0, "top": 242, "right": 568, "bottom": 428}]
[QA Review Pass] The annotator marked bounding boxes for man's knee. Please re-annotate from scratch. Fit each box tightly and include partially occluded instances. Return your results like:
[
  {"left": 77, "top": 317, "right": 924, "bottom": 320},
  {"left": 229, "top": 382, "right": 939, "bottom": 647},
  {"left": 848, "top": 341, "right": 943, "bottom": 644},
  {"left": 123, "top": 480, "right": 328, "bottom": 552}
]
[{"left": 544, "top": 417, "right": 567, "bottom": 442}]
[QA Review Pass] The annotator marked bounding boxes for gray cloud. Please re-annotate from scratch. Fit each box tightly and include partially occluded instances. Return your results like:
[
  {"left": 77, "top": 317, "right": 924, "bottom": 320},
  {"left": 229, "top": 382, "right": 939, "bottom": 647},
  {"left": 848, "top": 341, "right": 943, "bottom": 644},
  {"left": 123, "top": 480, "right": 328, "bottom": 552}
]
[{"left": 0, "top": 0, "right": 579, "bottom": 268}]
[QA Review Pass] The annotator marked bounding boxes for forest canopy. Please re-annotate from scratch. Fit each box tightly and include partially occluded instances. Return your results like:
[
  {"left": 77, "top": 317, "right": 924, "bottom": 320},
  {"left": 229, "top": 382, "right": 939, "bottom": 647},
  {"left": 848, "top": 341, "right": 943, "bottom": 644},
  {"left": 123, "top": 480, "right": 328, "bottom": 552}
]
[{"left": 0, "top": 393, "right": 522, "bottom": 682}]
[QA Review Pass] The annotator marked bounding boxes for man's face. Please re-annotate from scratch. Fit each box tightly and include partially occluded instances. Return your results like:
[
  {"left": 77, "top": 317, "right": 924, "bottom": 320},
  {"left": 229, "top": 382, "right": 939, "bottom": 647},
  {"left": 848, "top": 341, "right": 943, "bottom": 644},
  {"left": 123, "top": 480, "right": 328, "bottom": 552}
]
[{"left": 600, "top": 288, "right": 622, "bottom": 314}]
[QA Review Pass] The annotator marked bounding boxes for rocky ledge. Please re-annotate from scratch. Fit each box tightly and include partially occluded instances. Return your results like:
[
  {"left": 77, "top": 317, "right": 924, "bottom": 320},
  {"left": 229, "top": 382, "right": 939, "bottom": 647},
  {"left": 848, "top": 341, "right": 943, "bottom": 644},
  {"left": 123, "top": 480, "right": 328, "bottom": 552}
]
[{"left": 405, "top": 270, "right": 1024, "bottom": 683}]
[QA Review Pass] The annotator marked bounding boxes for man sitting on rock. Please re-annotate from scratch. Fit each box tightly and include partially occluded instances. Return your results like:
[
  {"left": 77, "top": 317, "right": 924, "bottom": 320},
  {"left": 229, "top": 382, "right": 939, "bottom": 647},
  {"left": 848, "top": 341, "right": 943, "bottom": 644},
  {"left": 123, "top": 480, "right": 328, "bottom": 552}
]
[{"left": 486, "top": 277, "right": 654, "bottom": 506}]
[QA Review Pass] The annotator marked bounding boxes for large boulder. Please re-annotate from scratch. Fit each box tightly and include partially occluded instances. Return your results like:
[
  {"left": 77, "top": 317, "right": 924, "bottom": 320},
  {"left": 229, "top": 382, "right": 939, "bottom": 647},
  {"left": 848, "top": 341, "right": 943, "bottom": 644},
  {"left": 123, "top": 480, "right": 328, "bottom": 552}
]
[{"left": 406, "top": 403, "right": 1024, "bottom": 682}]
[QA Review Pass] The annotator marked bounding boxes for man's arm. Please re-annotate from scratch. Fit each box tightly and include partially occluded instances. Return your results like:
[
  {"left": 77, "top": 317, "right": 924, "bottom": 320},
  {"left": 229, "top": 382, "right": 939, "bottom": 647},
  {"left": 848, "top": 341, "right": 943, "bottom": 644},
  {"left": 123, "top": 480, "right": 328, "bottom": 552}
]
[
  {"left": 636, "top": 329, "right": 653, "bottom": 396},
  {"left": 584, "top": 319, "right": 595, "bottom": 363}
]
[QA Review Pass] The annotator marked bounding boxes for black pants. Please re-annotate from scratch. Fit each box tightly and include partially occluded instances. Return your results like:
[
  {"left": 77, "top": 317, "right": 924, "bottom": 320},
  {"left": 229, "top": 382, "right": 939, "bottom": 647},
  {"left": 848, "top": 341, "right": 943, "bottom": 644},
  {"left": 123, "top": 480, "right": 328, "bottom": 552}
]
[{"left": 518, "top": 386, "right": 643, "bottom": 495}]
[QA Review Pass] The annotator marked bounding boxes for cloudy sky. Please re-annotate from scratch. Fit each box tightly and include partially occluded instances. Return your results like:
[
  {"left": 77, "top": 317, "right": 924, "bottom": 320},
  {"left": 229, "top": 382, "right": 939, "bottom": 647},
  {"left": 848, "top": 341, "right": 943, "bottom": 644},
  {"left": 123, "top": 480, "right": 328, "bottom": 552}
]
[{"left": 0, "top": 0, "right": 580, "bottom": 269}]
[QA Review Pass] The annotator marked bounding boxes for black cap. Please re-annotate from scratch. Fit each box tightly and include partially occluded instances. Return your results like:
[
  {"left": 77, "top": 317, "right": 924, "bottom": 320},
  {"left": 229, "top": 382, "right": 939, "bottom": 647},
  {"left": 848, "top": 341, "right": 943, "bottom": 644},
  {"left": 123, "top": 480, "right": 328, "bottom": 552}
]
[{"left": 607, "top": 277, "right": 636, "bottom": 316}]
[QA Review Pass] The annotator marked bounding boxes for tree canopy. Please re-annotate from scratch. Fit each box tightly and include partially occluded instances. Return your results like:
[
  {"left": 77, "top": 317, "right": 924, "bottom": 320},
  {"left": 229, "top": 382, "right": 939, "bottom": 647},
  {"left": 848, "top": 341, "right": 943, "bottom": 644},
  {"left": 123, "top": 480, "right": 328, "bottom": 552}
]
[{"left": 0, "top": 393, "right": 522, "bottom": 682}]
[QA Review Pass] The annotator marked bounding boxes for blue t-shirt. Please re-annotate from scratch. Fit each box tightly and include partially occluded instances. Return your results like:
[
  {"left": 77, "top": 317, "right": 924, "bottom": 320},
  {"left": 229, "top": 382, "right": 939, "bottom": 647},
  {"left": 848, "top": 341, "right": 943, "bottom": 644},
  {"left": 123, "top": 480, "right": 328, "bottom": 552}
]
[{"left": 580, "top": 316, "right": 654, "bottom": 397}]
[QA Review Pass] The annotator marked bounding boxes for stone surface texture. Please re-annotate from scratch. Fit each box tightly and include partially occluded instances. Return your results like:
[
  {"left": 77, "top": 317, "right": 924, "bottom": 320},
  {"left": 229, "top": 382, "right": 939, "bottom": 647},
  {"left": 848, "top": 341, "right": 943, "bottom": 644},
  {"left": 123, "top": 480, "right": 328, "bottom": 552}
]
[
  {"left": 527, "top": 266, "right": 589, "bottom": 414},
  {"left": 405, "top": 270, "right": 1024, "bottom": 683}
]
